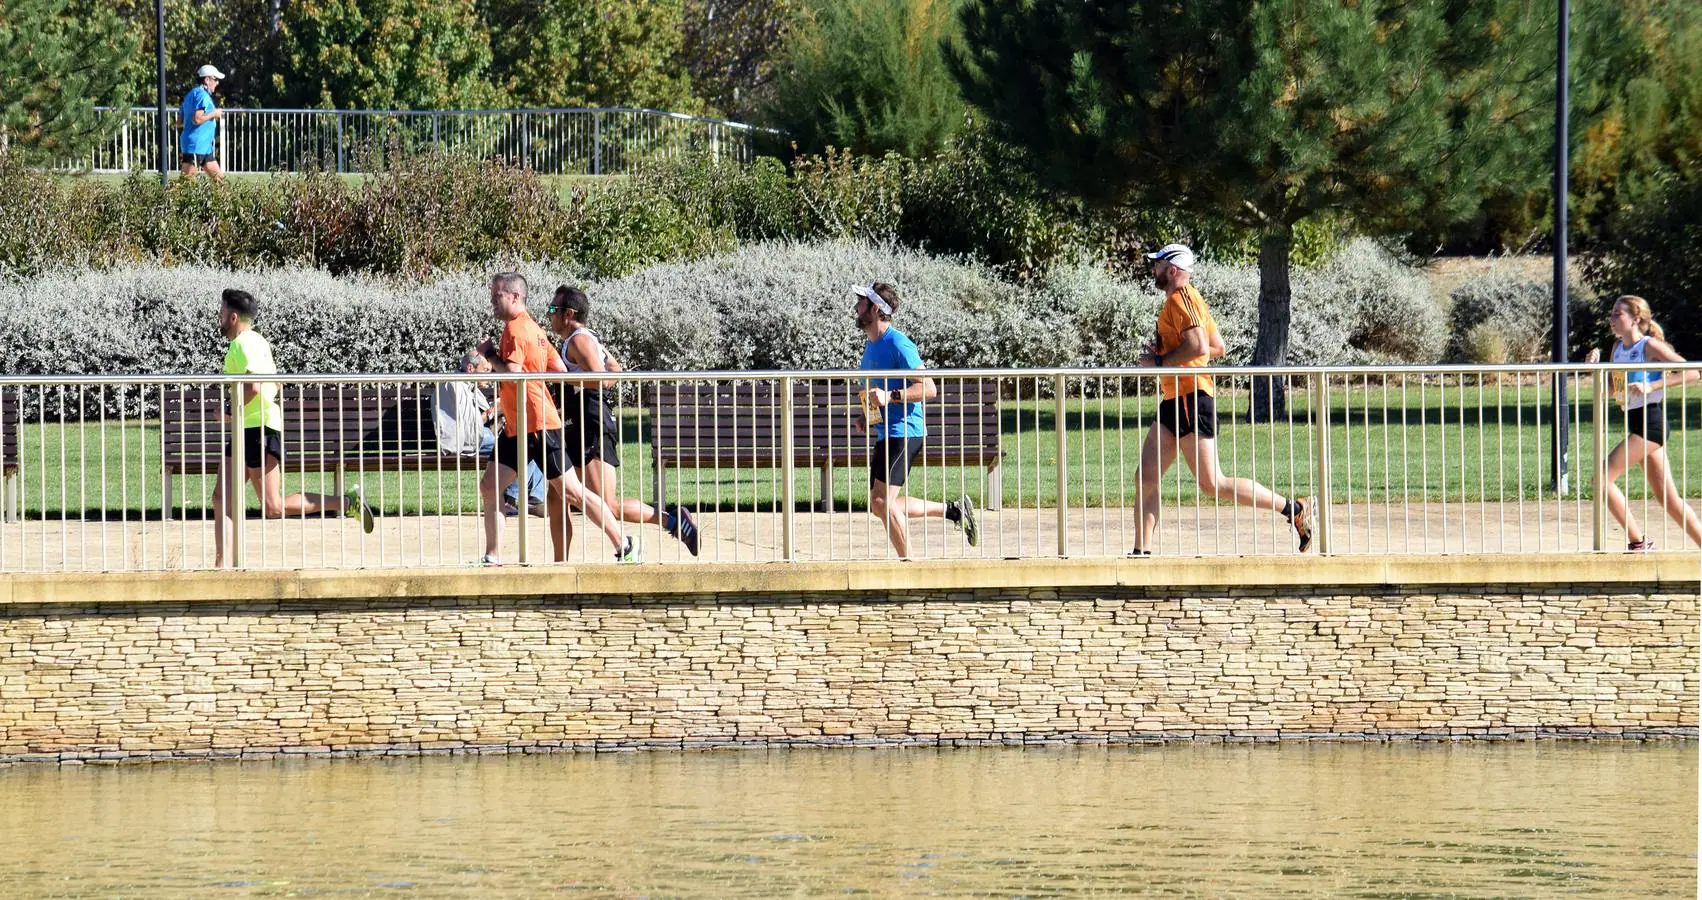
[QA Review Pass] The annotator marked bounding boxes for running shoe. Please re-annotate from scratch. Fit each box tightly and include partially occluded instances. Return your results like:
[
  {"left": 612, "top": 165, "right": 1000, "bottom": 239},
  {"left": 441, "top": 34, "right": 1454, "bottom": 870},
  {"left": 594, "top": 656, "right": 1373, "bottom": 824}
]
[
  {"left": 527, "top": 500, "right": 550, "bottom": 518},
  {"left": 666, "top": 503, "right": 701, "bottom": 557},
  {"left": 1127, "top": 548, "right": 1152, "bottom": 557},
  {"left": 345, "top": 485, "right": 376, "bottom": 534},
  {"left": 616, "top": 536, "right": 641, "bottom": 564},
  {"left": 952, "top": 494, "right": 979, "bottom": 547},
  {"left": 1289, "top": 496, "right": 1316, "bottom": 553},
  {"left": 1628, "top": 538, "right": 1656, "bottom": 552},
  {"left": 475, "top": 553, "right": 502, "bottom": 567}
]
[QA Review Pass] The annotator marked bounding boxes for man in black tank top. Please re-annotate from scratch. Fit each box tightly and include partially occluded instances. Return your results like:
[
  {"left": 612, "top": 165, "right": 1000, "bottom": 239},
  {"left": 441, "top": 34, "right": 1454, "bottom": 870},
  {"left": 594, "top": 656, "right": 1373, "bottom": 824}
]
[{"left": 549, "top": 286, "right": 701, "bottom": 556}]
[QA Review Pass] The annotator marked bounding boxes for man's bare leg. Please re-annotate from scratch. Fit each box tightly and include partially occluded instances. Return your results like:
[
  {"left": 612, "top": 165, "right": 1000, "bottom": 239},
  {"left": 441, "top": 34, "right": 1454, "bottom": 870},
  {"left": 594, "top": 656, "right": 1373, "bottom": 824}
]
[
  {"left": 545, "top": 478, "right": 573, "bottom": 561},
  {"left": 252, "top": 456, "right": 345, "bottom": 517},
  {"left": 211, "top": 460, "right": 237, "bottom": 567},
  {"left": 1132, "top": 424, "right": 1178, "bottom": 553},
  {"left": 480, "top": 461, "right": 519, "bottom": 558}
]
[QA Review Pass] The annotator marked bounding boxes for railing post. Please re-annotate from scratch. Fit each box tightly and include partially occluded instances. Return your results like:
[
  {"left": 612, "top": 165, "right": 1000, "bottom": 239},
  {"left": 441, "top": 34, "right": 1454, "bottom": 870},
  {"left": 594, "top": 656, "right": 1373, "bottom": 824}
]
[
  {"left": 1592, "top": 367, "right": 1609, "bottom": 551},
  {"left": 593, "top": 111, "right": 602, "bottom": 176},
  {"left": 521, "top": 111, "right": 531, "bottom": 169},
  {"left": 229, "top": 382, "right": 247, "bottom": 568},
  {"left": 335, "top": 113, "right": 345, "bottom": 174},
  {"left": 1311, "top": 372, "right": 1332, "bottom": 555},
  {"left": 1054, "top": 374, "right": 1068, "bottom": 558},
  {"left": 121, "top": 116, "right": 130, "bottom": 172},
  {"left": 433, "top": 111, "right": 440, "bottom": 148},
  {"left": 516, "top": 379, "right": 530, "bottom": 565},
  {"left": 218, "top": 111, "right": 227, "bottom": 173},
  {"left": 780, "top": 376, "right": 797, "bottom": 562}
]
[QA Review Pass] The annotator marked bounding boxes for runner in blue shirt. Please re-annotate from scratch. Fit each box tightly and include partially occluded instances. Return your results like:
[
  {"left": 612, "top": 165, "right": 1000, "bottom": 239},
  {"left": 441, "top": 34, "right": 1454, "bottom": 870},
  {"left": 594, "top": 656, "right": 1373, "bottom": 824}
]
[
  {"left": 854, "top": 283, "right": 978, "bottom": 558},
  {"left": 180, "top": 65, "right": 226, "bottom": 182}
]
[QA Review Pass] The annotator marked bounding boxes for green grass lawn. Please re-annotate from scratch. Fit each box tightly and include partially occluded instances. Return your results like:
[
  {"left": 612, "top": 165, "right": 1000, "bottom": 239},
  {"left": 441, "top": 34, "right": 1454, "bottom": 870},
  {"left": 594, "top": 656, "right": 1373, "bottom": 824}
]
[{"left": 14, "top": 380, "right": 1698, "bottom": 519}]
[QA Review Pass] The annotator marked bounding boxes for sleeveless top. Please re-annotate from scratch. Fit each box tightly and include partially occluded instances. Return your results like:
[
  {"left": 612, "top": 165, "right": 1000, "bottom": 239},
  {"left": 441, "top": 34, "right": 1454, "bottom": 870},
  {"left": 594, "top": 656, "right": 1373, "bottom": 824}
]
[
  {"left": 559, "top": 327, "right": 611, "bottom": 374},
  {"left": 1610, "top": 336, "right": 1663, "bottom": 410}
]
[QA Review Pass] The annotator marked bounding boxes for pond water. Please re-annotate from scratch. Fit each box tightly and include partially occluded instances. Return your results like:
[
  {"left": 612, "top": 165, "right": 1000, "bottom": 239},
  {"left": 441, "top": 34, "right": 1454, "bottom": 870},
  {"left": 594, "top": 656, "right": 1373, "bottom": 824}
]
[{"left": 1, "top": 743, "right": 1694, "bottom": 897}]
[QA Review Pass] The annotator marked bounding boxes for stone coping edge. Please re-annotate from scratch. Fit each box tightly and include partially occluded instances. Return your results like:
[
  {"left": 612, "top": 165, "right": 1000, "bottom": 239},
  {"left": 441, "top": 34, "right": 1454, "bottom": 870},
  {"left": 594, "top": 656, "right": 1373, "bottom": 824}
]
[
  {"left": 4, "top": 727, "right": 1695, "bottom": 766},
  {"left": 1, "top": 553, "right": 1696, "bottom": 607}
]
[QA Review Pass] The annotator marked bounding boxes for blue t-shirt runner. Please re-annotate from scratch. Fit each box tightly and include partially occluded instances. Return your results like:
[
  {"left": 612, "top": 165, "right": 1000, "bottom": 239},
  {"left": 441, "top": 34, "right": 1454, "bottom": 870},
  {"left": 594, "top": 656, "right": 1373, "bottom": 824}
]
[
  {"left": 851, "top": 283, "right": 978, "bottom": 557},
  {"left": 180, "top": 84, "right": 217, "bottom": 156}
]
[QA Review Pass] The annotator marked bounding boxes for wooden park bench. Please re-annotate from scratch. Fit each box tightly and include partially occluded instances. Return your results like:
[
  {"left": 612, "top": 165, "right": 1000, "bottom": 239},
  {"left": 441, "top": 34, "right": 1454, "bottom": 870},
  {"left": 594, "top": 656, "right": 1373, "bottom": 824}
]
[
  {"left": 160, "top": 382, "right": 478, "bottom": 517},
  {"left": 645, "top": 377, "right": 1003, "bottom": 513}
]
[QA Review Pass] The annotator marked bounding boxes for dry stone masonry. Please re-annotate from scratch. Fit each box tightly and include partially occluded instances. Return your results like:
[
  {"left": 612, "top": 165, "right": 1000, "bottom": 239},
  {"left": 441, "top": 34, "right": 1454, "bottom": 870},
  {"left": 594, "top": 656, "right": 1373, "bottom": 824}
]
[{"left": 0, "top": 584, "right": 1694, "bottom": 763}]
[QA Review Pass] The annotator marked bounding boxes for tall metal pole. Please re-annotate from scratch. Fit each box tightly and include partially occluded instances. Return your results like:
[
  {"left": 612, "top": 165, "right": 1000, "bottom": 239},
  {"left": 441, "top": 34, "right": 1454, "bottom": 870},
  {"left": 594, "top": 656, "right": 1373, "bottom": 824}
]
[
  {"left": 1551, "top": 0, "right": 1570, "bottom": 494},
  {"left": 155, "top": 0, "right": 169, "bottom": 185}
]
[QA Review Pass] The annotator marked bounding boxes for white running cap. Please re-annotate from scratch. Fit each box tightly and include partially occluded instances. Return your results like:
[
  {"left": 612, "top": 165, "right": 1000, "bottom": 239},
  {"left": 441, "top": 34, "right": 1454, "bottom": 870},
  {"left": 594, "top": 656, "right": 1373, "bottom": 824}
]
[
  {"left": 1144, "top": 243, "right": 1195, "bottom": 272},
  {"left": 197, "top": 65, "right": 226, "bottom": 80}
]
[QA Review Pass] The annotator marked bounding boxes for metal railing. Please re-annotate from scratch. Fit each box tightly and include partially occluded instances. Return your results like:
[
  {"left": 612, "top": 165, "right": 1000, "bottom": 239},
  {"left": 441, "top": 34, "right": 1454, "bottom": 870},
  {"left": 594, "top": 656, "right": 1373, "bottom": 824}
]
[
  {"left": 0, "top": 363, "right": 1695, "bottom": 573},
  {"left": 69, "top": 106, "right": 772, "bottom": 176}
]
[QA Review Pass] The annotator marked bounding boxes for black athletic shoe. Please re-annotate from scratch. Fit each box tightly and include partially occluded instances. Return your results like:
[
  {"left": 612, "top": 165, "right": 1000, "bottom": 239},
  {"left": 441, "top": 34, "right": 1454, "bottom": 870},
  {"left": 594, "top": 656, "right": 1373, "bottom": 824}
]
[
  {"left": 953, "top": 494, "right": 979, "bottom": 547},
  {"left": 1127, "top": 548, "right": 1152, "bottom": 558},
  {"left": 667, "top": 503, "right": 701, "bottom": 557},
  {"left": 1290, "top": 496, "right": 1317, "bottom": 553},
  {"left": 1628, "top": 538, "right": 1656, "bottom": 553}
]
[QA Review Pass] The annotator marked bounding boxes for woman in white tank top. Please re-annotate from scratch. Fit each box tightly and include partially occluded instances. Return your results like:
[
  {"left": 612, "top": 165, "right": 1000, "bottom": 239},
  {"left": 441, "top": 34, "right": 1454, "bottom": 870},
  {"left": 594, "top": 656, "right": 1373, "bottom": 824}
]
[
  {"left": 548, "top": 286, "right": 701, "bottom": 557},
  {"left": 1583, "top": 295, "right": 1700, "bottom": 550}
]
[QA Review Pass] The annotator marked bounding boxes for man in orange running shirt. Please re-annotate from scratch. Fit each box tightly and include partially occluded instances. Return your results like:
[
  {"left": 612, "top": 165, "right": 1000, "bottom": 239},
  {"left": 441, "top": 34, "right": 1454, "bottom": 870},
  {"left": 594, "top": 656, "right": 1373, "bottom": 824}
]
[
  {"left": 1131, "top": 244, "right": 1316, "bottom": 556},
  {"left": 476, "top": 272, "right": 634, "bottom": 565}
]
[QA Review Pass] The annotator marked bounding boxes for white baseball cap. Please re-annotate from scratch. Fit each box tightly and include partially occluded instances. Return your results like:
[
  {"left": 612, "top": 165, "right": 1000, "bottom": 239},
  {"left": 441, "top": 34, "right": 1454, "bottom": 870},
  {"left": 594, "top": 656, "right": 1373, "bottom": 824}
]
[
  {"left": 1144, "top": 243, "right": 1195, "bottom": 272},
  {"left": 197, "top": 65, "right": 226, "bottom": 80}
]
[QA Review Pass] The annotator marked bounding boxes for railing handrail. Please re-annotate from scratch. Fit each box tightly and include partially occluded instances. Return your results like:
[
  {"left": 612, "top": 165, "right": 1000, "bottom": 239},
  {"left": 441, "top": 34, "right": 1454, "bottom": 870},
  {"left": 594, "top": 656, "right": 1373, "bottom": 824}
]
[
  {"left": 94, "top": 104, "right": 778, "bottom": 133},
  {"left": 0, "top": 361, "right": 1694, "bottom": 388}
]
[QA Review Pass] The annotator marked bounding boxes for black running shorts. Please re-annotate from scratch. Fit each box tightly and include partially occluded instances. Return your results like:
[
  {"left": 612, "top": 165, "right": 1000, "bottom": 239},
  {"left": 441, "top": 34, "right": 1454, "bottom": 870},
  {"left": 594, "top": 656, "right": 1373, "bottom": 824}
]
[{"left": 1155, "top": 391, "right": 1218, "bottom": 439}]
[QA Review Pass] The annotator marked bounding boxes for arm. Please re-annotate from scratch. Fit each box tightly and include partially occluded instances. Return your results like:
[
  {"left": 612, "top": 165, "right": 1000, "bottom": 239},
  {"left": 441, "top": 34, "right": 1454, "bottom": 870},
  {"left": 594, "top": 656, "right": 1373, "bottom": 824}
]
[
  {"left": 569, "top": 333, "right": 618, "bottom": 389},
  {"left": 192, "top": 108, "right": 223, "bottom": 125},
  {"left": 873, "top": 376, "right": 937, "bottom": 407},
  {"left": 1160, "top": 326, "right": 1210, "bottom": 366},
  {"left": 1639, "top": 339, "right": 1699, "bottom": 393}
]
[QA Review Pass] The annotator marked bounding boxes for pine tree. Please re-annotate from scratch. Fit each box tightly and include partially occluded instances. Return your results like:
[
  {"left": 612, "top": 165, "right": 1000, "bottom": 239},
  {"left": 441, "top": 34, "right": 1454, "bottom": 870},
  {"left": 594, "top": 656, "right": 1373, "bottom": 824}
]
[
  {"left": 0, "top": 0, "right": 138, "bottom": 162},
  {"left": 950, "top": 0, "right": 1555, "bottom": 413}
]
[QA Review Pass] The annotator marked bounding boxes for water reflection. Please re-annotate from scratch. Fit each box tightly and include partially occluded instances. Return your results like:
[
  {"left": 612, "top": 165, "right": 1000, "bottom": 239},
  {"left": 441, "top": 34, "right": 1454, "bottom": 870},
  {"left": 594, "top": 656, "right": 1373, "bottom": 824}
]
[{"left": 0, "top": 743, "right": 1694, "bottom": 897}]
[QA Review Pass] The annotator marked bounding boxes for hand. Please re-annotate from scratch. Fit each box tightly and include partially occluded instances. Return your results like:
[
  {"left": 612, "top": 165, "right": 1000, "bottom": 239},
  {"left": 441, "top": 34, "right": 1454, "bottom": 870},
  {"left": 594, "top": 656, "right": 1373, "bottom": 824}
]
[
  {"left": 851, "top": 415, "right": 866, "bottom": 435},
  {"left": 871, "top": 387, "right": 891, "bottom": 407},
  {"left": 1137, "top": 351, "right": 1158, "bottom": 368},
  {"left": 1584, "top": 348, "right": 1601, "bottom": 364},
  {"left": 1627, "top": 380, "right": 1651, "bottom": 397}
]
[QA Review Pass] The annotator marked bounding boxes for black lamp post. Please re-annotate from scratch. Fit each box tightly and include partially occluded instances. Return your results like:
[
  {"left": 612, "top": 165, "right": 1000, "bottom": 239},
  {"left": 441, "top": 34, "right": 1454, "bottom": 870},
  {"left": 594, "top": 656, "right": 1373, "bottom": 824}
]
[
  {"left": 156, "top": 0, "right": 168, "bottom": 185},
  {"left": 1551, "top": 0, "right": 1570, "bottom": 494}
]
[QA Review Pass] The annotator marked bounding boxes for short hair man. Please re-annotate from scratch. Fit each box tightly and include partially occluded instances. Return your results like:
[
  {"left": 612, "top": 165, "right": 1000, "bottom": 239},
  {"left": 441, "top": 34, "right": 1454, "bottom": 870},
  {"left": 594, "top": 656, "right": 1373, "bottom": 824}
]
[
  {"left": 212, "top": 288, "right": 373, "bottom": 568},
  {"left": 476, "top": 273, "right": 634, "bottom": 565},
  {"left": 180, "top": 65, "right": 227, "bottom": 181},
  {"left": 1131, "top": 244, "right": 1314, "bottom": 555},
  {"left": 853, "top": 282, "right": 978, "bottom": 558}
]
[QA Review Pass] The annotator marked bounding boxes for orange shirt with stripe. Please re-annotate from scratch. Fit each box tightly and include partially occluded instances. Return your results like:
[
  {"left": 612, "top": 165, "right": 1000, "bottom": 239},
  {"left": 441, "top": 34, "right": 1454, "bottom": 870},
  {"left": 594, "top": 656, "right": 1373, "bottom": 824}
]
[
  {"left": 497, "top": 314, "right": 564, "bottom": 435},
  {"left": 1154, "top": 284, "right": 1218, "bottom": 400}
]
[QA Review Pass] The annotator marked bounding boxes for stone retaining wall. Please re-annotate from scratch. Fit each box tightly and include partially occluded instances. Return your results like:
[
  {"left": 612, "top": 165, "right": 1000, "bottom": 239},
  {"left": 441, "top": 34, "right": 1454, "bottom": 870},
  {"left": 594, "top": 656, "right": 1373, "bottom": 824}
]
[{"left": 0, "top": 583, "right": 1695, "bottom": 762}]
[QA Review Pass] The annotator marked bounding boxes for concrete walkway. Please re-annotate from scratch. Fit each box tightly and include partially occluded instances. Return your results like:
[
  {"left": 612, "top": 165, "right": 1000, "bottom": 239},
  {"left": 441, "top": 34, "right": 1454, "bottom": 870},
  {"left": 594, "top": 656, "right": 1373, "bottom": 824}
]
[{"left": 0, "top": 500, "right": 1695, "bottom": 573}]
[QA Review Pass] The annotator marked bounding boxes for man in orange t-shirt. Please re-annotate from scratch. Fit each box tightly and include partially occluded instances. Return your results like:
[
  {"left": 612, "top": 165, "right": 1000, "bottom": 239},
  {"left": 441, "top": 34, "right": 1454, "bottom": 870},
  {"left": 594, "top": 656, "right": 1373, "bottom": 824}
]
[
  {"left": 1132, "top": 244, "right": 1315, "bottom": 555},
  {"left": 476, "top": 272, "right": 632, "bottom": 565}
]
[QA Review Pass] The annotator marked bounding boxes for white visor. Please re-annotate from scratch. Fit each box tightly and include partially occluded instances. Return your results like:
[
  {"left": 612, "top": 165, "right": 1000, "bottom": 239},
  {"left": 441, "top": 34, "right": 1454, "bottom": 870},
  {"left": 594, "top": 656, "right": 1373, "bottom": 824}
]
[{"left": 852, "top": 284, "right": 892, "bottom": 315}]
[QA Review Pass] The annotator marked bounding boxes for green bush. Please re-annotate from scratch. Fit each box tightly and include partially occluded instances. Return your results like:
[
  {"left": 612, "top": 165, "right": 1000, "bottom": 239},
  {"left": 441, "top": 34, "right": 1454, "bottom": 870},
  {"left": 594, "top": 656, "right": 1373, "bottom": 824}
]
[{"left": 1446, "top": 268, "right": 1592, "bottom": 363}]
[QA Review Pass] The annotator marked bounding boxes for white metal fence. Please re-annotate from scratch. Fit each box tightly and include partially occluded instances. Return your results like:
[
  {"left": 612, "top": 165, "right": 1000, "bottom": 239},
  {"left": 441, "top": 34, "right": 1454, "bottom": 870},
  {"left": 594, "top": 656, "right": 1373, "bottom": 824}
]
[
  {"left": 0, "top": 364, "right": 1695, "bottom": 572},
  {"left": 72, "top": 106, "right": 771, "bottom": 176}
]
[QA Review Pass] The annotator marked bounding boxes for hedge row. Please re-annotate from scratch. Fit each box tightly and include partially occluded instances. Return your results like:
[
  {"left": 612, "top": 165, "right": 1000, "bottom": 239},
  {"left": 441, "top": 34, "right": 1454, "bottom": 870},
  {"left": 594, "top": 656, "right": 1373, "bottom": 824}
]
[{"left": 0, "top": 238, "right": 1444, "bottom": 418}]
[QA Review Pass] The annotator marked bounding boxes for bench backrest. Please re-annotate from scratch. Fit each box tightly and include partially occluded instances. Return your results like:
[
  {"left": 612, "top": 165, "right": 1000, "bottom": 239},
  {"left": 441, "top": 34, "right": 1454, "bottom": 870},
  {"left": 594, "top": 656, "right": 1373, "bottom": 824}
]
[
  {"left": 0, "top": 386, "right": 16, "bottom": 471},
  {"left": 161, "top": 383, "right": 447, "bottom": 472},
  {"left": 646, "top": 377, "right": 1002, "bottom": 467}
]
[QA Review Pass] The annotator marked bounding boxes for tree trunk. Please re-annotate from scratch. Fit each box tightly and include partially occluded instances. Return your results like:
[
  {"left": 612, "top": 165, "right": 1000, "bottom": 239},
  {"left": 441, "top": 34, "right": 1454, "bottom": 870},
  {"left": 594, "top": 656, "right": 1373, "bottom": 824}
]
[{"left": 1249, "top": 223, "right": 1293, "bottom": 422}]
